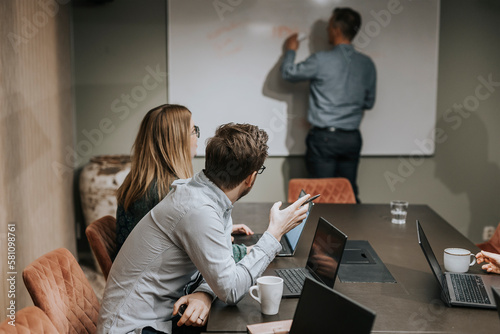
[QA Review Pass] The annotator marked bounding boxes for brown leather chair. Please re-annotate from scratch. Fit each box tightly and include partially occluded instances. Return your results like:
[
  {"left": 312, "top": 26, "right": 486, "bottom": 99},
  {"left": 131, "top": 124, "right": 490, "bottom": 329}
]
[
  {"left": 85, "top": 215, "right": 118, "bottom": 280},
  {"left": 22, "top": 248, "right": 100, "bottom": 334},
  {"left": 0, "top": 306, "right": 58, "bottom": 333},
  {"left": 476, "top": 223, "right": 500, "bottom": 253},
  {"left": 288, "top": 178, "right": 356, "bottom": 204}
]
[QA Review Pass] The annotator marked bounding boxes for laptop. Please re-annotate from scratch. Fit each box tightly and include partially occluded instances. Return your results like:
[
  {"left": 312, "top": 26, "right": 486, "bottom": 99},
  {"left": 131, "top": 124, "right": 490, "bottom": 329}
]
[
  {"left": 493, "top": 288, "right": 500, "bottom": 319},
  {"left": 247, "top": 277, "right": 375, "bottom": 334},
  {"left": 290, "top": 277, "right": 375, "bottom": 333},
  {"left": 234, "top": 190, "right": 312, "bottom": 257},
  {"left": 417, "top": 220, "right": 500, "bottom": 309},
  {"left": 275, "top": 217, "right": 348, "bottom": 297}
]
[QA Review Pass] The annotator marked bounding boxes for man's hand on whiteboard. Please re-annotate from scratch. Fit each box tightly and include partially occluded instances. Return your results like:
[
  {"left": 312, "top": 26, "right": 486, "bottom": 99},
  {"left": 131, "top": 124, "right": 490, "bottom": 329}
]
[{"left": 284, "top": 33, "right": 299, "bottom": 51}]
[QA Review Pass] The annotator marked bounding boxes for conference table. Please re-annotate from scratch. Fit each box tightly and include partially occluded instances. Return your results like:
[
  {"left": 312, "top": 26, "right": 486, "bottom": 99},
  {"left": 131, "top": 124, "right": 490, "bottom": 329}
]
[{"left": 205, "top": 203, "right": 500, "bottom": 333}]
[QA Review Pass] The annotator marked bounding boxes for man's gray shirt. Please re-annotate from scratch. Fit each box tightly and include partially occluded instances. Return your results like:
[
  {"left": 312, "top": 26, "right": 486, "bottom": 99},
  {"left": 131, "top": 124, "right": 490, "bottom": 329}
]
[
  {"left": 281, "top": 44, "right": 376, "bottom": 130},
  {"left": 97, "top": 171, "right": 281, "bottom": 333}
]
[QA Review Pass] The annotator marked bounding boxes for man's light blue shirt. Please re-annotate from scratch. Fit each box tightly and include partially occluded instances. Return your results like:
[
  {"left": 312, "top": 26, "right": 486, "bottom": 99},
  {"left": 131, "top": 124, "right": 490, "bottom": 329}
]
[
  {"left": 281, "top": 44, "right": 376, "bottom": 130},
  {"left": 97, "top": 171, "right": 281, "bottom": 333}
]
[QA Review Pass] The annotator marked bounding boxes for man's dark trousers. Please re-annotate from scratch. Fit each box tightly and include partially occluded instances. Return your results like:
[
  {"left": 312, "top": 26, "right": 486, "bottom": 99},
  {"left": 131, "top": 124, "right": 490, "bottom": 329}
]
[{"left": 305, "top": 127, "right": 362, "bottom": 203}]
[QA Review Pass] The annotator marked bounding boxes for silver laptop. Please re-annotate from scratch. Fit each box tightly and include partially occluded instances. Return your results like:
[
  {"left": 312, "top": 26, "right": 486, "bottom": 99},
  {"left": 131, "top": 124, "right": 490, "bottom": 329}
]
[
  {"left": 275, "top": 217, "right": 348, "bottom": 297},
  {"left": 234, "top": 190, "right": 312, "bottom": 257},
  {"left": 417, "top": 220, "right": 500, "bottom": 309}
]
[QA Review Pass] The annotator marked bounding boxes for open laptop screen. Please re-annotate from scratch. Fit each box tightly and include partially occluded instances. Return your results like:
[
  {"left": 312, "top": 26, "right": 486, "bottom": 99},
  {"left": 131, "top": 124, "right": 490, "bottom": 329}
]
[
  {"left": 416, "top": 220, "right": 445, "bottom": 289},
  {"left": 306, "top": 217, "right": 347, "bottom": 288}
]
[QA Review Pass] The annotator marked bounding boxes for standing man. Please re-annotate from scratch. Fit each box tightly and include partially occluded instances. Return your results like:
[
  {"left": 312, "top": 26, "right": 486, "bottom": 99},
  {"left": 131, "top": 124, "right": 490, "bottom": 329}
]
[
  {"left": 97, "top": 123, "right": 310, "bottom": 334},
  {"left": 281, "top": 7, "right": 376, "bottom": 202}
]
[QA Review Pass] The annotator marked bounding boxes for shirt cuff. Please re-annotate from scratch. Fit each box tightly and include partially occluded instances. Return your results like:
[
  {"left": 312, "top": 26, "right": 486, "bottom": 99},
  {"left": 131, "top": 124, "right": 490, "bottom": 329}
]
[
  {"left": 193, "top": 281, "right": 217, "bottom": 302},
  {"left": 284, "top": 49, "right": 296, "bottom": 61},
  {"left": 257, "top": 231, "right": 282, "bottom": 258}
]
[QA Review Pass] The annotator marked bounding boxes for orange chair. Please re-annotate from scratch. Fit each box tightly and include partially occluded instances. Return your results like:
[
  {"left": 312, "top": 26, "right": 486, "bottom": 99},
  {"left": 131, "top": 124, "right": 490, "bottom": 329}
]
[
  {"left": 0, "top": 306, "right": 58, "bottom": 333},
  {"left": 22, "top": 248, "right": 100, "bottom": 334},
  {"left": 476, "top": 223, "right": 500, "bottom": 254},
  {"left": 288, "top": 178, "right": 356, "bottom": 204},
  {"left": 85, "top": 215, "right": 118, "bottom": 280}
]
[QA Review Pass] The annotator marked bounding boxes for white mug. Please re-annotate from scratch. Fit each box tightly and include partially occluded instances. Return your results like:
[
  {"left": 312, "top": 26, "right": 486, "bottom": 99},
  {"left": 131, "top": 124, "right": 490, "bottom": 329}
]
[
  {"left": 249, "top": 276, "right": 283, "bottom": 315},
  {"left": 444, "top": 248, "right": 476, "bottom": 273}
]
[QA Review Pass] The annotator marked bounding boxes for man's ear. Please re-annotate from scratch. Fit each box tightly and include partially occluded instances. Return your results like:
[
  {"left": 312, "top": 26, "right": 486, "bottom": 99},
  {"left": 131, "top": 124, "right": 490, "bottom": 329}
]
[
  {"left": 332, "top": 26, "right": 342, "bottom": 38},
  {"left": 245, "top": 171, "right": 257, "bottom": 186}
]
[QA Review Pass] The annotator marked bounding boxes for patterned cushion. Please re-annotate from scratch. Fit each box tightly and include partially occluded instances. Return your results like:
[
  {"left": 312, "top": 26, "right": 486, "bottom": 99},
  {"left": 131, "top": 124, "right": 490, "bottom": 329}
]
[
  {"left": 0, "top": 306, "right": 58, "bottom": 333},
  {"left": 85, "top": 216, "right": 117, "bottom": 280},
  {"left": 288, "top": 178, "right": 356, "bottom": 204},
  {"left": 22, "top": 248, "right": 100, "bottom": 334}
]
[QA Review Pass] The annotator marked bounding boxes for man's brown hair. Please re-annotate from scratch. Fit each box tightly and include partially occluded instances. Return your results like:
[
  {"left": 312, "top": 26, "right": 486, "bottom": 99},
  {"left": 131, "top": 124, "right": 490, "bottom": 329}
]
[{"left": 205, "top": 123, "right": 268, "bottom": 190}]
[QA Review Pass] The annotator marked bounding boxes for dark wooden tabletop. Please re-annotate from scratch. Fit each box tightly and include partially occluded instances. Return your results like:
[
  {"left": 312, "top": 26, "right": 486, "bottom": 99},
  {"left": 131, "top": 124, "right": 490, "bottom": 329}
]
[{"left": 206, "top": 203, "right": 500, "bottom": 333}]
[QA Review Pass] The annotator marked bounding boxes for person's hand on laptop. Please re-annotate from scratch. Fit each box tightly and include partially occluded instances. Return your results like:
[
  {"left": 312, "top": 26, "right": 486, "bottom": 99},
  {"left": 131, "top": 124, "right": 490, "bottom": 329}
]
[
  {"left": 232, "top": 224, "right": 254, "bottom": 235},
  {"left": 267, "top": 195, "right": 310, "bottom": 241},
  {"left": 173, "top": 291, "right": 212, "bottom": 327},
  {"left": 476, "top": 250, "right": 500, "bottom": 274}
]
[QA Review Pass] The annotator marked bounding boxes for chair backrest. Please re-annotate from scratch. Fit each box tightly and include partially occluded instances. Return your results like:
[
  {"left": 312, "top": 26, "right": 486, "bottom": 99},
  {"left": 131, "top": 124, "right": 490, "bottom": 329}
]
[
  {"left": 85, "top": 215, "right": 118, "bottom": 280},
  {"left": 22, "top": 248, "right": 100, "bottom": 334},
  {"left": 288, "top": 178, "right": 356, "bottom": 204},
  {"left": 0, "top": 306, "right": 58, "bottom": 334}
]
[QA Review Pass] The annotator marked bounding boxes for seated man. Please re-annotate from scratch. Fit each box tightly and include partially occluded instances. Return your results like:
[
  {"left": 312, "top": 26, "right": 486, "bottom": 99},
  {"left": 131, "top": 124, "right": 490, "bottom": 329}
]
[{"left": 97, "top": 123, "right": 310, "bottom": 334}]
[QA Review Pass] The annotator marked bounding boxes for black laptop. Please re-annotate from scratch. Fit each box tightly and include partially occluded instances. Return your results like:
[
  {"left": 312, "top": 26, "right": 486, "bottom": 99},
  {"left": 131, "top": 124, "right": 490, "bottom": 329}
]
[
  {"left": 275, "top": 217, "right": 347, "bottom": 297},
  {"left": 247, "top": 277, "right": 375, "bottom": 334},
  {"left": 234, "top": 190, "right": 312, "bottom": 257},
  {"left": 289, "top": 277, "right": 376, "bottom": 334},
  {"left": 493, "top": 288, "right": 500, "bottom": 320},
  {"left": 417, "top": 220, "right": 500, "bottom": 309}
]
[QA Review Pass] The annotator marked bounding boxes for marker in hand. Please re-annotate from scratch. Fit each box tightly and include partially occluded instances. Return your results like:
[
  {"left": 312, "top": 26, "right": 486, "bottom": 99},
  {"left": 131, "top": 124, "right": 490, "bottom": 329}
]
[
  {"left": 301, "top": 194, "right": 320, "bottom": 206},
  {"left": 297, "top": 33, "right": 308, "bottom": 42}
]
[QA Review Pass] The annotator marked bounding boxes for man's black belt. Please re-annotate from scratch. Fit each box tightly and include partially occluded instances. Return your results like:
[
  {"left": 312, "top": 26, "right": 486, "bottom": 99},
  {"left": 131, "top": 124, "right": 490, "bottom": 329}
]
[{"left": 312, "top": 126, "right": 358, "bottom": 132}]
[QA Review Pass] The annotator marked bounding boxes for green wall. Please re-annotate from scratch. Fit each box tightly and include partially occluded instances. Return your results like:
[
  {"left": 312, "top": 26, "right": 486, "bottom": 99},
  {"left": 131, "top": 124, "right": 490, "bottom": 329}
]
[{"left": 73, "top": 0, "right": 500, "bottom": 243}]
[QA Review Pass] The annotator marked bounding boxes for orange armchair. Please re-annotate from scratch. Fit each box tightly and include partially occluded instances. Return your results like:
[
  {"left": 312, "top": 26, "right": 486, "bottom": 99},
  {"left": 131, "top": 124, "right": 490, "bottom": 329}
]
[
  {"left": 477, "top": 223, "right": 500, "bottom": 254},
  {"left": 22, "top": 248, "right": 100, "bottom": 334},
  {"left": 85, "top": 215, "right": 118, "bottom": 280},
  {"left": 288, "top": 178, "right": 356, "bottom": 204}
]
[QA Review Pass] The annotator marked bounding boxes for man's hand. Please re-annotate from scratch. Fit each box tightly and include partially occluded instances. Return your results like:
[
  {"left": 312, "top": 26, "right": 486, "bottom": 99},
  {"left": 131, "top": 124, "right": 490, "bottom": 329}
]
[
  {"left": 173, "top": 292, "right": 212, "bottom": 327},
  {"left": 476, "top": 251, "right": 500, "bottom": 274},
  {"left": 284, "top": 33, "right": 299, "bottom": 51},
  {"left": 232, "top": 224, "right": 254, "bottom": 235},
  {"left": 266, "top": 195, "right": 310, "bottom": 241}
]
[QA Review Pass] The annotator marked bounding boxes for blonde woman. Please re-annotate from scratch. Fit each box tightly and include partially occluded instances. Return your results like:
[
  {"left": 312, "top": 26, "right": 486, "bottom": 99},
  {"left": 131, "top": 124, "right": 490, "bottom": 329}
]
[{"left": 116, "top": 104, "right": 252, "bottom": 261}]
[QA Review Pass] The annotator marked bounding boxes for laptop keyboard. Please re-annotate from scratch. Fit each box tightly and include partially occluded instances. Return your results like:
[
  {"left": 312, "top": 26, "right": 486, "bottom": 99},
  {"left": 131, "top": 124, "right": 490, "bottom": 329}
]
[
  {"left": 276, "top": 268, "right": 309, "bottom": 294},
  {"left": 449, "top": 273, "right": 490, "bottom": 304}
]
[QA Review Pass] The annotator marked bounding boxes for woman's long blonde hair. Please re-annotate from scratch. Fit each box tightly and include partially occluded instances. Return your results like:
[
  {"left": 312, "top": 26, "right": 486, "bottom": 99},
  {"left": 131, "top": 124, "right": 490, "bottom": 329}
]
[{"left": 117, "top": 104, "right": 194, "bottom": 210}]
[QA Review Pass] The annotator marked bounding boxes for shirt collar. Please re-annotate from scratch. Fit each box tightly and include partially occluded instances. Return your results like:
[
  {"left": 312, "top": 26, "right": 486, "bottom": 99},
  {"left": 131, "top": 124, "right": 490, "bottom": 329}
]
[
  {"left": 194, "top": 171, "right": 234, "bottom": 212},
  {"left": 336, "top": 43, "right": 354, "bottom": 51}
]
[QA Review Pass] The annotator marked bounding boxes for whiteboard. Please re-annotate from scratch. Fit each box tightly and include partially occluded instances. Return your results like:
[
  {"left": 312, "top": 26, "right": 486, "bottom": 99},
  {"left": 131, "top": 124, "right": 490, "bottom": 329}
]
[{"left": 168, "top": 0, "right": 440, "bottom": 156}]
